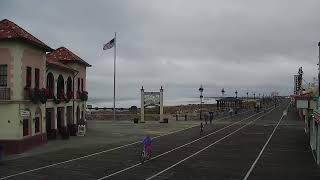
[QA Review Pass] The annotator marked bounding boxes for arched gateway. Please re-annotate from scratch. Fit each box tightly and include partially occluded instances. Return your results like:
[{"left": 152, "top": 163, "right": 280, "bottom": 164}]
[{"left": 140, "top": 86, "right": 164, "bottom": 122}]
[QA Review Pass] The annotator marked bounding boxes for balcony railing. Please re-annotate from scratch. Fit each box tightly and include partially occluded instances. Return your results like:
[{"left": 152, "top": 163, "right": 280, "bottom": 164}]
[{"left": 0, "top": 87, "right": 10, "bottom": 100}]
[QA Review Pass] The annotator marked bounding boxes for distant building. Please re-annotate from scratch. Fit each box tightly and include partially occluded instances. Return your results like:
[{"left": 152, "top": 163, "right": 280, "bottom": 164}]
[
  {"left": 292, "top": 75, "right": 320, "bottom": 165},
  {"left": 0, "top": 19, "right": 91, "bottom": 154}
]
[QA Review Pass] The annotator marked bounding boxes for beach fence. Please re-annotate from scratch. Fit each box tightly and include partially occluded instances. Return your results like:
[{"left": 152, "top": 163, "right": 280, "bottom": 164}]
[{"left": 86, "top": 106, "right": 252, "bottom": 121}]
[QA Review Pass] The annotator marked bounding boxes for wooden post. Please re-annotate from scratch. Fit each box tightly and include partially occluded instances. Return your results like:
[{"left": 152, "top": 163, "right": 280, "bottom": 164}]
[{"left": 140, "top": 86, "right": 145, "bottom": 123}]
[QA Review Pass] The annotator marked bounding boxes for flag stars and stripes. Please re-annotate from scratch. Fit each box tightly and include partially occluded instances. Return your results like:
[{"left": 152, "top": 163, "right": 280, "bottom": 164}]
[{"left": 103, "top": 38, "right": 115, "bottom": 50}]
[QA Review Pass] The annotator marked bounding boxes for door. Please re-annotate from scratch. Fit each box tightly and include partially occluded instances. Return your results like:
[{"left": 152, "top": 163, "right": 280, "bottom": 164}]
[
  {"left": 46, "top": 109, "right": 52, "bottom": 132},
  {"left": 23, "top": 119, "right": 29, "bottom": 136},
  {"left": 57, "top": 109, "right": 62, "bottom": 130}
]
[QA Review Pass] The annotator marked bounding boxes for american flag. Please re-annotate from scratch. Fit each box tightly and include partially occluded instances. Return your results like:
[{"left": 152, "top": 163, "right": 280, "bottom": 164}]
[
  {"left": 103, "top": 38, "right": 115, "bottom": 50},
  {"left": 314, "top": 111, "right": 320, "bottom": 123}
]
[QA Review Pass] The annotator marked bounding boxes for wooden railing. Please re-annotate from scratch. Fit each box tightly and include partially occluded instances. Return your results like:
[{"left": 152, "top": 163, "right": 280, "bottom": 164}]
[{"left": 0, "top": 87, "right": 10, "bottom": 100}]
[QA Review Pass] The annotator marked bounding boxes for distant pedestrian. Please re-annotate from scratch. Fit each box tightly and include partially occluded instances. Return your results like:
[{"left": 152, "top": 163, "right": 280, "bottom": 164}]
[
  {"left": 200, "top": 122, "right": 204, "bottom": 135},
  {"left": 204, "top": 112, "right": 208, "bottom": 125},
  {"left": 209, "top": 112, "right": 213, "bottom": 124},
  {"left": 229, "top": 108, "right": 233, "bottom": 117}
]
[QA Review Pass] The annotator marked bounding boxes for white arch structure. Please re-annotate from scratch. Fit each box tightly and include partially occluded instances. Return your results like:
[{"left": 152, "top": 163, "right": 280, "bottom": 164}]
[{"left": 140, "top": 86, "right": 164, "bottom": 122}]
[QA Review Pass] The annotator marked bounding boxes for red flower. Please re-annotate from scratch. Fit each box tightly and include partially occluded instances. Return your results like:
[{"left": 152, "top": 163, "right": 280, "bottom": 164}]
[
  {"left": 59, "top": 89, "right": 65, "bottom": 99},
  {"left": 67, "top": 90, "right": 73, "bottom": 99}
]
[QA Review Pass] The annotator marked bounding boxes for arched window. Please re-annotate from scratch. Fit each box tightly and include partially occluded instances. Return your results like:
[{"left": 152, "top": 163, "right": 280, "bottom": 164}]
[
  {"left": 67, "top": 77, "right": 73, "bottom": 99},
  {"left": 57, "top": 75, "right": 64, "bottom": 99},
  {"left": 46, "top": 73, "right": 54, "bottom": 99}
]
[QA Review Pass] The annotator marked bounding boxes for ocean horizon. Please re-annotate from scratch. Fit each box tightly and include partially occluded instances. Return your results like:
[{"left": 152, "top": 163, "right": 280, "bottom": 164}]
[{"left": 87, "top": 97, "right": 217, "bottom": 108}]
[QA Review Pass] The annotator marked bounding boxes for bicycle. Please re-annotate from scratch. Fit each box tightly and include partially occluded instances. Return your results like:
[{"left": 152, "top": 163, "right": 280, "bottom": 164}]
[{"left": 140, "top": 146, "right": 152, "bottom": 163}]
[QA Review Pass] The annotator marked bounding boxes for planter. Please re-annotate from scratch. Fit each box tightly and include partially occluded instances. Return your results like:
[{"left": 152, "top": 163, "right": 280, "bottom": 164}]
[
  {"left": 53, "top": 96, "right": 60, "bottom": 104},
  {"left": 64, "top": 96, "right": 70, "bottom": 103}
]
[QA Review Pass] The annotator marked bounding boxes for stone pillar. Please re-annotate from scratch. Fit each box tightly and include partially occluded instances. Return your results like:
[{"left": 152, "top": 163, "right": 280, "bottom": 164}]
[
  {"left": 140, "top": 86, "right": 145, "bottom": 123},
  {"left": 54, "top": 77, "right": 58, "bottom": 98},
  {"left": 53, "top": 107, "right": 57, "bottom": 129},
  {"left": 160, "top": 86, "right": 164, "bottom": 122},
  {"left": 63, "top": 106, "right": 67, "bottom": 127}
]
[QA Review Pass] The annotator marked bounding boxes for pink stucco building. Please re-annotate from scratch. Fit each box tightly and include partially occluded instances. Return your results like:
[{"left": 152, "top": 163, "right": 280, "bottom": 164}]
[{"left": 0, "top": 19, "right": 91, "bottom": 154}]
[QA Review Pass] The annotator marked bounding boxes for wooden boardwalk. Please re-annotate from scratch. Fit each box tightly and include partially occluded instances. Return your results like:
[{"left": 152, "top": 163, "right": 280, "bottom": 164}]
[{"left": 1, "top": 99, "right": 319, "bottom": 180}]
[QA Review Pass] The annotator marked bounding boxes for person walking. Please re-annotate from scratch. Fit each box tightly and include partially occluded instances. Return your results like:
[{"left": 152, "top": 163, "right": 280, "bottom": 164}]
[
  {"left": 204, "top": 112, "right": 209, "bottom": 125},
  {"left": 229, "top": 108, "right": 233, "bottom": 117},
  {"left": 209, "top": 112, "right": 213, "bottom": 124},
  {"left": 200, "top": 122, "right": 204, "bottom": 135}
]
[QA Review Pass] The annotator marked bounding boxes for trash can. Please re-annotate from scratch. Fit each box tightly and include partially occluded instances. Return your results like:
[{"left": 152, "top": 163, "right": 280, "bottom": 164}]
[{"left": 0, "top": 144, "right": 4, "bottom": 161}]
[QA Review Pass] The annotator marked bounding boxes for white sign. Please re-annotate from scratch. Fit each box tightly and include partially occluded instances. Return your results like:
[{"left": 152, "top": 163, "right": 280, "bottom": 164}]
[
  {"left": 296, "top": 100, "right": 308, "bottom": 109},
  {"left": 294, "top": 75, "right": 299, "bottom": 95},
  {"left": 144, "top": 92, "right": 160, "bottom": 107},
  {"left": 77, "top": 125, "right": 86, "bottom": 136},
  {"left": 20, "top": 110, "right": 30, "bottom": 117}
]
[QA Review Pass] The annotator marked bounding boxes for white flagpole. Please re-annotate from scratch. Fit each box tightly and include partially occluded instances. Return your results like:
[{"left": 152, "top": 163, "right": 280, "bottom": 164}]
[{"left": 113, "top": 32, "right": 116, "bottom": 121}]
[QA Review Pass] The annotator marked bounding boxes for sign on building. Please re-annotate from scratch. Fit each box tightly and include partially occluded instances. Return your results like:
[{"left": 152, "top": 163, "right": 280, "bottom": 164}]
[
  {"left": 294, "top": 75, "right": 299, "bottom": 95},
  {"left": 20, "top": 110, "right": 30, "bottom": 117},
  {"left": 296, "top": 100, "right": 308, "bottom": 109}
]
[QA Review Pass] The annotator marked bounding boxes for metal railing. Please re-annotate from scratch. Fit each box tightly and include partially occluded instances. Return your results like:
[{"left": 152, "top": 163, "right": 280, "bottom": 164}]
[{"left": 0, "top": 87, "right": 10, "bottom": 100}]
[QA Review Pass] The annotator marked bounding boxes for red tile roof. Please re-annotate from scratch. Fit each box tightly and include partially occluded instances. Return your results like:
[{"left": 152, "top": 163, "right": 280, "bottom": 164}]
[
  {"left": 0, "top": 19, "right": 52, "bottom": 51},
  {"left": 46, "top": 58, "right": 76, "bottom": 72},
  {"left": 46, "top": 47, "right": 91, "bottom": 67}
]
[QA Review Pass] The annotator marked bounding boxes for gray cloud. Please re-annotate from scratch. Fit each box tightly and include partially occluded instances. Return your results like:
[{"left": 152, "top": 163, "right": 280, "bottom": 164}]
[{"left": 1, "top": 0, "right": 319, "bottom": 106}]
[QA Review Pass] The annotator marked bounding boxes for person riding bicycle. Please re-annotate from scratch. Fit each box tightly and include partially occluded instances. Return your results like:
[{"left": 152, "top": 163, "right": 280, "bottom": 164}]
[{"left": 142, "top": 135, "right": 152, "bottom": 158}]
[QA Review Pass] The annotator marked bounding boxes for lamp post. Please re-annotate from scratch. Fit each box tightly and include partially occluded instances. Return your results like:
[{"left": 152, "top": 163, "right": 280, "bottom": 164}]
[
  {"left": 253, "top": 93, "right": 256, "bottom": 100},
  {"left": 318, "top": 42, "right": 320, "bottom": 96},
  {"left": 235, "top": 90, "right": 238, "bottom": 98},
  {"left": 199, "top": 85, "right": 204, "bottom": 120},
  {"left": 221, "top": 88, "right": 225, "bottom": 97},
  {"left": 246, "top": 92, "right": 249, "bottom": 108}
]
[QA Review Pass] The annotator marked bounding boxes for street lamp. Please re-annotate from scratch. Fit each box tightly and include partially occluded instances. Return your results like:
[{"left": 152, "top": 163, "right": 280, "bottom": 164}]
[
  {"left": 235, "top": 90, "right": 238, "bottom": 98},
  {"left": 253, "top": 93, "right": 256, "bottom": 100},
  {"left": 246, "top": 92, "right": 249, "bottom": 108},
  {"left": 199, "top": 85, "right": 204, "bottom": 120},
  {"left": 221, "top": 88, "right": 225, "bottom": 97}
]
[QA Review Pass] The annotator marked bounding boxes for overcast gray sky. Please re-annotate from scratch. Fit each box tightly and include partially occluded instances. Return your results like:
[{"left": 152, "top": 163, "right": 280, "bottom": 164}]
[{"left": 1, "top": 0, "right": 319, "bottom": 103}]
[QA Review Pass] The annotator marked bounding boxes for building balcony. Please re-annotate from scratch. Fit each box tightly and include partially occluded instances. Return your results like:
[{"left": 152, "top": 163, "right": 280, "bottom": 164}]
[{"left": 0, "top": 87, "right": 11, "bottom": 100}]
